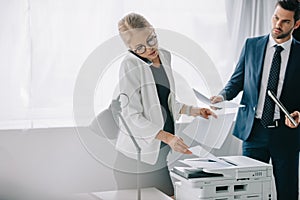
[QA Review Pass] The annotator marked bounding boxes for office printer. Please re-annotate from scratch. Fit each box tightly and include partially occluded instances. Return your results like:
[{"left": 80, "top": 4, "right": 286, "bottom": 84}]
[{"left": 171, "top": 156, "right": 273, "bottom": 200}]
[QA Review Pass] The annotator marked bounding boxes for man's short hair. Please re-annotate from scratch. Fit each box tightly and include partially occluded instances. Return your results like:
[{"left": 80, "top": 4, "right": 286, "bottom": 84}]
[{"left": 277, "top": 0, "right": 300, "bottom": 22}]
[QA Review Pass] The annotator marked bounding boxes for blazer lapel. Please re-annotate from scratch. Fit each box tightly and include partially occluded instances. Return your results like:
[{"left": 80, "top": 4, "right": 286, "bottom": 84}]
[{"left": 254, "top": 35, "right": 269, "bottom": 100}]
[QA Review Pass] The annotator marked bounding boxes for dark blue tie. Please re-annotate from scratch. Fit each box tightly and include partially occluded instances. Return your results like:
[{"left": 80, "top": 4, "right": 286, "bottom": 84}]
[{"left": 261, "top": 45, "right": 284, "bottom": 128}]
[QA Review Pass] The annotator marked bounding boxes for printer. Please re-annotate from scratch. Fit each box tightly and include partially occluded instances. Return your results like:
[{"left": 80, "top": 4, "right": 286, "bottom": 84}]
[{"left": 171, "top": 156, "right": 273, "bottom": 200}]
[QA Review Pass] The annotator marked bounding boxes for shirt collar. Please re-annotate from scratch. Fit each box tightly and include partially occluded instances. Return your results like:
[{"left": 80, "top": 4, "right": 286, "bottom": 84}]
[{"left": 268, "top": 34, "right": 293, "bottom": 50}]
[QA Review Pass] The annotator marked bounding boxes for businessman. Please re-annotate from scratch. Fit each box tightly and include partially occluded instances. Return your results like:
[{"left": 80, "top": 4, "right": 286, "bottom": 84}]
[{"left": 210, "top": 1, "right": 300, "bottom": 199}]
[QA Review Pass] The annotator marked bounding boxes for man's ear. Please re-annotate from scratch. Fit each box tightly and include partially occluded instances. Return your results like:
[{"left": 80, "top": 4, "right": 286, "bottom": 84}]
[{"left": 294, "top": 20, "right": 300, "bottom": 29}]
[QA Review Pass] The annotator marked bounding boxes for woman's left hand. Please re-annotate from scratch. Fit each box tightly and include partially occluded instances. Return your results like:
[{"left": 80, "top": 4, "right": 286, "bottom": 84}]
[{"left": 191, "top": 107, "right": 217, "bottom": 119}]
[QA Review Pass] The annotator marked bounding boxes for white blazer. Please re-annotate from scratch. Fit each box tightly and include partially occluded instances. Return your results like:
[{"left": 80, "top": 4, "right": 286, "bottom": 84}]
[{"left": 116, "top": 48, "right": 183, "bottom": 165}]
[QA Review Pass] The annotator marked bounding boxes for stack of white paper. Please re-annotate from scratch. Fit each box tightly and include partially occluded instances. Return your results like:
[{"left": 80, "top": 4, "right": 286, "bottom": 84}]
[
  {"left": 179, "top": 145, "right": 232, "bottom": 169},
  {"left": 183, "top": 113, "right": 235, "bottom": 149}
]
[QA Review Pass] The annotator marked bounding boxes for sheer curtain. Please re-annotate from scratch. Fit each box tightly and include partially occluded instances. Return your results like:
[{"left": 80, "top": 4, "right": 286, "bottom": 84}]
[
  {"left": 0, "top": 0, "right": 31, "bottom": 129},
  {"left": 1, "top": 0, "right": 232, "bottom": 129},
  {"left": 0, "top": 0, "right": 123, "bottom": 129},
  {"left": 225, "top": 0, "right": 277, "bottom": 65}
]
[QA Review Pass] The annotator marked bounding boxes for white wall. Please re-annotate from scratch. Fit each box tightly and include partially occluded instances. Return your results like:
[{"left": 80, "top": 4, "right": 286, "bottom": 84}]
[{"left": 0, "top": 127, "right": 117, "bottom": 199}]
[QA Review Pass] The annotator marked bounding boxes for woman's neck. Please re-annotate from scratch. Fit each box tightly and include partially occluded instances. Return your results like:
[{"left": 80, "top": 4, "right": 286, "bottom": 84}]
[{"left": 151, "top": 56, "right": 161, "bottom": 67}]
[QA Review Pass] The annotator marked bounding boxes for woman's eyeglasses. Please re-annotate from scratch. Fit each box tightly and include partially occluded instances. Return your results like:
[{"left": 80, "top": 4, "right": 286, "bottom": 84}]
[{"left": 133, "top": 33, "right": 157, "bottom": 54}]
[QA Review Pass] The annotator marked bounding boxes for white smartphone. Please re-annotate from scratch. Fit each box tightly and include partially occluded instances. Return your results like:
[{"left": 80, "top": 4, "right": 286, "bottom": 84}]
[{"left": 267, "top": 90, "right": 298, "bottom": 127}]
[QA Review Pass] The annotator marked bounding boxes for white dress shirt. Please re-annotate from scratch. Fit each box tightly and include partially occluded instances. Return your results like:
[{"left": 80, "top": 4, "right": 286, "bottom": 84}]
[{"left": 255, "top": 35, "right": 292, "bottom": 120}]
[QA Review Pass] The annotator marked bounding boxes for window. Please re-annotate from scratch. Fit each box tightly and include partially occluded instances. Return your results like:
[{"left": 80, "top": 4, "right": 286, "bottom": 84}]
[{"left": 0, "top": 0, "right": 230, "bottom": 129}]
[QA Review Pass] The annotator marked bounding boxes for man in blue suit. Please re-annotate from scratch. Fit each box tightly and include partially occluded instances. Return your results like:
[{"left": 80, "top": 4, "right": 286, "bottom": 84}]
[{"left": 211, "top": 1, "right": 300, "bottom": 199}]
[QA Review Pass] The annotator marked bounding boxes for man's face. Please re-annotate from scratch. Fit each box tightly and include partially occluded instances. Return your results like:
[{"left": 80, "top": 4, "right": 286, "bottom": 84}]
[{"left": 271, "top": 5, "right": 298, "bottom": 43}]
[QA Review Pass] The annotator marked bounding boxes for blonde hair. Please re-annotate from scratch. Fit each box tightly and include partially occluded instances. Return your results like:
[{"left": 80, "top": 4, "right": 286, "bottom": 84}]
[
  {"left": 118, "top": 13, "right": 152, "bottom": 32},
  {"left": 118, "top": 13, "right": 153, "bottom": 46}
]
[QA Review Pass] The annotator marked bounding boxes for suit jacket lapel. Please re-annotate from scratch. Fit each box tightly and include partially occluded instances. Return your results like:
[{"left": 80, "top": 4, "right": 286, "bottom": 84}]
[{"left": 254, "top": 35, "right": 269, "bottom": 100}]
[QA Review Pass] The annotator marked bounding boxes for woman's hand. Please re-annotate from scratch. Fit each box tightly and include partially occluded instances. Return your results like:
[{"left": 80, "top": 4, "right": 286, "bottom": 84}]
[
  {"left": 285, "top": 111, "right": 300, "bottom": 128},
  {"left": 167, "top": 135, "right": 192, "bottom": 154},
  {"left": 190, "top": 107, "right": 217, "bottom": 119},
  {"left": 181, "top": 105, "right": 217, "bottom": 119},
  {"left": 156, "top": 130, "right": 192, "bottom": 154}
]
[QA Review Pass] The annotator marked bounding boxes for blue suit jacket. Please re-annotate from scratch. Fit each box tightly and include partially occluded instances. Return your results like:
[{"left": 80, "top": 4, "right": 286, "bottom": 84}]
[{"left": 220, "top": 35, "right": 300, "bottom": 141}]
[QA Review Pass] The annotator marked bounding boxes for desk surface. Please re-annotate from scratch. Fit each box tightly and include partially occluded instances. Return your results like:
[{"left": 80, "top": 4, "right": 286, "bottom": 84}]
[{"left": 92, "top": 187, "right": 173, "bottom": 200}]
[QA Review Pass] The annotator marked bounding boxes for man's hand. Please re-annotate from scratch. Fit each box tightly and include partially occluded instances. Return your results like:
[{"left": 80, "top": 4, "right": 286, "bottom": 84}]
[
  {"left": 285, "top": 111, "right": 300, "bottom": 128},
  {"left": 209, "top": 95, "right": 224, "bottom": 110},
  {"left": 210, "top": 95, "right": 224, "bottom": 104}
]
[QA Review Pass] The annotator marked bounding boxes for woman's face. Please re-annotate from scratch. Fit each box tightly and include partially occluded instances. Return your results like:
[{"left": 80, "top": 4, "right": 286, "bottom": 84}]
[{"left": 128, "top": 28, "right": 159, "bottom": 61}]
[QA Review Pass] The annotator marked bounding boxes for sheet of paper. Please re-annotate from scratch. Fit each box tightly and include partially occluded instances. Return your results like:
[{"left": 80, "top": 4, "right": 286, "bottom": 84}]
[
  {"left": 189, "top": 145, "right": 220, "bottom": 161},
  {"left": 179, "top": 145, "right": 232, "bottom": 169},
  {"left": 183, "top": 113, "right": 235, "bottom": 149},
  {"left": 179, "top": 159, "right": 230, "bottom": 169},
  {"left": 193, "top": 88, "right": 244, "bottom": 109},
  {"left": 192, "top": 88, "right": 211, "bottom": 105}
]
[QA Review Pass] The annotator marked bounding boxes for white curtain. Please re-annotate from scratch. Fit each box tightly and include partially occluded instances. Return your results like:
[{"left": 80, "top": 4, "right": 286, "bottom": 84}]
[
  {"left": 1, "top": 0, "right": 233, "bottom": 129},
  {"left": 225, "top": 0, "right": 277, "bottom": 65},
  {"left": 0, "top": 0, "right": 31, "bottom": 128},
  {"left": 0, "top": 0, "right": 123, "bottom": 128}
]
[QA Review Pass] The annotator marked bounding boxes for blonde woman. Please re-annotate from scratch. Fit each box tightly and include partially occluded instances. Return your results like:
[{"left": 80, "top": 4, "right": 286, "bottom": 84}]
[{"left": 114, "top": 13, "right": 216, "bottom": 196}]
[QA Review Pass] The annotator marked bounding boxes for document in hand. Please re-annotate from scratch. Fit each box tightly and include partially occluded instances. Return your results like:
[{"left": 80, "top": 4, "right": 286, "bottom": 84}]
[
  {"left": 183, "top": 113, "right": 235, "bottom": 149},
  {"left": 193, "top": 88, "right": 244, "bottom": 109}
]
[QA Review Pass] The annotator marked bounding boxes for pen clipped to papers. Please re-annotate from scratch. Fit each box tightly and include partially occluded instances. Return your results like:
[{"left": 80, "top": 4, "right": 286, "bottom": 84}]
[{"left": 267, "top": 90, "right": 298, "bottom": 127}]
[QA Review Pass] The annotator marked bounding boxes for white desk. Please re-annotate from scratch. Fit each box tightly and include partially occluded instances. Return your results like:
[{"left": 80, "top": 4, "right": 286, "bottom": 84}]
[{"left": 91, "top": 187, "right": 173, "bottom": 200}]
